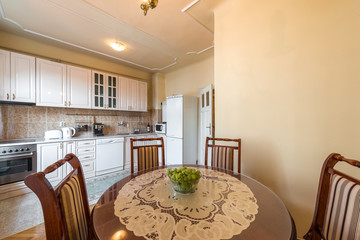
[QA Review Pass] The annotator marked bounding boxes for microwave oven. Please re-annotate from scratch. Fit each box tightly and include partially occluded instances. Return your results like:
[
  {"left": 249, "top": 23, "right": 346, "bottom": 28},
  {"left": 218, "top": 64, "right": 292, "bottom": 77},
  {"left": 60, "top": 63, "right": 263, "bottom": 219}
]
[{"left": 154, "top": 123, "right": 166, "bottom": 134}]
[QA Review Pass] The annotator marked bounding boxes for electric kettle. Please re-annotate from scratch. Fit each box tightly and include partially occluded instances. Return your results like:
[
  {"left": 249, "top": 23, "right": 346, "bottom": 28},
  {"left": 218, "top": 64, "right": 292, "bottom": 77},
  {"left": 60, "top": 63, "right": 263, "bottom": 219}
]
[{"left": 61, "top": 127, "right": 76, "bottom": 139}]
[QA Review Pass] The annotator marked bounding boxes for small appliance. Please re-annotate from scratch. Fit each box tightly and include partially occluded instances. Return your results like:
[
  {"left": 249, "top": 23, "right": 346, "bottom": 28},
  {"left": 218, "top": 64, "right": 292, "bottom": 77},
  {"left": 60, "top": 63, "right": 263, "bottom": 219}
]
[
  {"left": 154, "top": 123, "right": 166, "bottom": 134},
  {"left": 61, "top": 127, "right": 76, "bottom": 139},
  {"left": 44, "top": 130, "right": 62, "bottom": 140},
  {"left": 93, "top": 123, "right": 104, "bottom": 136}
]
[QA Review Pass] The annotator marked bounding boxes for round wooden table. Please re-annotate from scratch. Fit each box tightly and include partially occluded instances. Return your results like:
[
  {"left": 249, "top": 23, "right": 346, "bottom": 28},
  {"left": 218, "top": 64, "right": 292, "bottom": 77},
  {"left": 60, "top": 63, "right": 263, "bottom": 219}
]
[{"left": 91, "top": 165, "right": 296, "bottom": 240}]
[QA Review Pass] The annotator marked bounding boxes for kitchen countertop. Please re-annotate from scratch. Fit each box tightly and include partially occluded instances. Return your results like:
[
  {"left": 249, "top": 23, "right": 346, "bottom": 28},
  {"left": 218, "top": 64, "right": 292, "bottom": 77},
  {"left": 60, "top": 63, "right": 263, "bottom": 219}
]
[{"left": 0, "top": 132, "right": 159, "bottom": 147}]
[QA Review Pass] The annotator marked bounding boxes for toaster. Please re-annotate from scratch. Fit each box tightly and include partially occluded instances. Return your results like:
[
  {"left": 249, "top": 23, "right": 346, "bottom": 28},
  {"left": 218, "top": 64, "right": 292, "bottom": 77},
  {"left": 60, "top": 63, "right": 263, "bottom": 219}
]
[{"left": 44, "top": 130, "right": 62, "bottom": 140}]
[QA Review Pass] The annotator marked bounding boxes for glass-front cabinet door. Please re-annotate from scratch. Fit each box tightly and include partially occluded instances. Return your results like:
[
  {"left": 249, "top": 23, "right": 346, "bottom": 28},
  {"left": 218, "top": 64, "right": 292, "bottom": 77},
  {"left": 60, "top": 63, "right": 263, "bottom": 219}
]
[
  {"left": 107, "top": 74, "right": 118, "bottom": 110},
  {"left": 92, "top": 71, "right": 118, "bottom": 110},
  {"left": 92, "top": 71, "right": 105, "bottom": 109}
]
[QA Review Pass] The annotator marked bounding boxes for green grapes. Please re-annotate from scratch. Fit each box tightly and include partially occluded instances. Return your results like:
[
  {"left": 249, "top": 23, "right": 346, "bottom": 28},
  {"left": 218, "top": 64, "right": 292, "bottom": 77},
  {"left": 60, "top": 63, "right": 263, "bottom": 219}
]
[{"left": 166, "top": 167, "right": 201, "bottom": 193}]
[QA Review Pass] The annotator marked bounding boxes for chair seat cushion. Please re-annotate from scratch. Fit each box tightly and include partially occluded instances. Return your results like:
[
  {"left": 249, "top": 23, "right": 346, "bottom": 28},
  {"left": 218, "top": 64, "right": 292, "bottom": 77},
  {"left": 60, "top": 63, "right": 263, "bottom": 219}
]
[
  {"left": 323, "top": 174, "right": 360, "bottom": 240},
  {"left": 60, "top": 175, "right": 88, "bottom": 240}
]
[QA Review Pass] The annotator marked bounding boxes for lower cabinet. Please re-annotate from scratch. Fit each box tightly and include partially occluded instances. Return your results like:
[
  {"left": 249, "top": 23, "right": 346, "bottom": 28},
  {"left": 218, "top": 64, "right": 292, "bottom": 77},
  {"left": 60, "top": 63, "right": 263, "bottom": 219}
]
[
  {"left": 37, "top": 140, "right": 96, "bottom": 186},
  {"left": 37, "top": 142, "right": 64, "bottom": 186}
]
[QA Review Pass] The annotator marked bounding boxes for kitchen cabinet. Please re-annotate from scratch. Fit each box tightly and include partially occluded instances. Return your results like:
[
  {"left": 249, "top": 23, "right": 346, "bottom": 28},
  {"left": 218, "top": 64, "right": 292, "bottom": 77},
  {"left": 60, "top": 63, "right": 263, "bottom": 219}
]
[
  {"left": 37, "top": 142, "right": 63, "bottom": 186},
  {"left": 92, "top": 71, "right": 118, "bottom": 110},
  {"left": 0, "top": 50, "right": 35, "bottom": 103},
  {"left": 36, "top": 58, "right": 66, "bottom": 107},
  {"left": 75, "top": 140, "right": 96, "bottom": 178},
  {"left": 36, "top": 59, "right": 92, "bottom": 108},
  {"left": 118, "top": 77, "right": 147, "bottom": 112},
  {"left": 67, "top": 65, "right": 92, "bottom": 109},
  {"left": 138, "top": 81, "right": 147, "bottom": 111}
]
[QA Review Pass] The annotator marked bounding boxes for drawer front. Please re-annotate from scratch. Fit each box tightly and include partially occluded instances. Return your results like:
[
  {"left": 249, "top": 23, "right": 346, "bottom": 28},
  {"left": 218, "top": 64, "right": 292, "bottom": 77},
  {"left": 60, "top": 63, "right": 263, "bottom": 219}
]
[
  {"left": 76, "top": 140, "right": 95, "bottom": 147},
  {"left": 76, "top": 146, "right": 95, "bottom": 155},
  {"left": 81, "top": 160, "right": 95, "bottom": 173},
  {"left": 77, "top": 153, "right": 95, "bottom": 161}
]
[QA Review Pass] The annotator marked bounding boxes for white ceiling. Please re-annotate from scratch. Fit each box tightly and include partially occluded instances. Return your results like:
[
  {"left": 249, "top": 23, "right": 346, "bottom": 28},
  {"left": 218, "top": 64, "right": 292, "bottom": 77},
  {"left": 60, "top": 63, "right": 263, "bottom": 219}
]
[{"left": 0, "top": 0, "right": 220, "bottom": 73}]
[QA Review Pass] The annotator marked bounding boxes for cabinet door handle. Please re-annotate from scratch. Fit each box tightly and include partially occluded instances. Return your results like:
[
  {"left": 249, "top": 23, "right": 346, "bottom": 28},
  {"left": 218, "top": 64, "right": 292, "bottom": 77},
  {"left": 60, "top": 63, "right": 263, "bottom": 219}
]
[
  {"left": 83, "top": 164, "right": 91, "bottom": 167},
  {"left": 64, "top": 101, "right": 67, "bottom": 106},
  {"left": 6, "top": 93, "right": 9, "bottom": 100},
  {"left": 12, "top": 94, "right": 15, "bottom": 100}
]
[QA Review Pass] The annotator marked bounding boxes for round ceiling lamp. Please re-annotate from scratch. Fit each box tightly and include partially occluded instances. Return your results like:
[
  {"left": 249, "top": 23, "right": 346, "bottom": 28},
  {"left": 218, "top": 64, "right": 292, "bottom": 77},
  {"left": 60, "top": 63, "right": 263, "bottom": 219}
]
[{"left": 110, "top": 42, "right": 126, "bottom": 51}]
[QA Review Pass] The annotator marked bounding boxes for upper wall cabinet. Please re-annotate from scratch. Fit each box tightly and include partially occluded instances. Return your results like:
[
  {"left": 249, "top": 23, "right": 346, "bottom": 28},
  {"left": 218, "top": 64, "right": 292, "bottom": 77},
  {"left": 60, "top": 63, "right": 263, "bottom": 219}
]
[
  {"left": 118, "top": 77, "right": 147, "bottom": 112},
  {"left": 36, "top": 58, "right": 66, "bottom": 107},
  {"left": 67, "top": 65, "right": 91, "bottom": 109},
  {"left": 36, "top": 59, "right": 92, "bottom": 108},
  {"left": 0, "top": 50, "right": 35, "bottom": 103},
  {"left": 92, "top": 71, "right": 118, "bottom": 110}
]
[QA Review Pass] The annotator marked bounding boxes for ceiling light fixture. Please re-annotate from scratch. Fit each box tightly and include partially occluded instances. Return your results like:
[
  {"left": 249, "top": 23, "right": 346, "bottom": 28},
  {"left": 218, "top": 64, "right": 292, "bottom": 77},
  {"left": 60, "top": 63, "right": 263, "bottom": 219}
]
[
  {"left": 110, "top": 42, "right": 126, "bottom": 51},
  {"left": 140, "top": 0, "right": 158, "bottom": 16}
]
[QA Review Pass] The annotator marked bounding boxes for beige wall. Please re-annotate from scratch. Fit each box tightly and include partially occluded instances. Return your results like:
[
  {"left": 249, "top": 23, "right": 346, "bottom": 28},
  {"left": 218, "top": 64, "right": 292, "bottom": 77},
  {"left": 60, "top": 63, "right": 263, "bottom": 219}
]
[
  {"left": 214, "top": 0, "right": 360, "bottom": 236},
  {"left": 165, "top": 55, "right": 214, "bottom": 97},
  {"left": 0, "top": 30, "right": 153, "bottom": 108}
]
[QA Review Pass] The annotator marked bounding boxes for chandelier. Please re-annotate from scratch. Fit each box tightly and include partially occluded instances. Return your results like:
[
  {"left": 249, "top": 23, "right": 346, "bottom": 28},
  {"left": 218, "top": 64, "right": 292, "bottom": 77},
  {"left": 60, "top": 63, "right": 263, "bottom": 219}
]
[{"left": 140, "top": 0, "right": 158, "bottom": 16}]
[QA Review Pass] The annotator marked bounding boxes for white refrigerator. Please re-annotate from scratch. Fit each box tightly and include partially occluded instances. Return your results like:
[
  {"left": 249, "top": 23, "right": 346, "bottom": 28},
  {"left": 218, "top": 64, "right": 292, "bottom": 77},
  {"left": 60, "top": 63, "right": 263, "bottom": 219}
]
[{"left": 166, "top": 95, "right": 198, "bottom": 165}]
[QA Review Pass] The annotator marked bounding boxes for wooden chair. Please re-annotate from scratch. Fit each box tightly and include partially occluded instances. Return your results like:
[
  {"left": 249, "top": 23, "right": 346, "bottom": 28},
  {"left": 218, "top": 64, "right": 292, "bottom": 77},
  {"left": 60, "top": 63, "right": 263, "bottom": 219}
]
[
  {"left": 304, "top": 153, "right": 360, "bottom": 240},
  {"left": 130, "top": 137, "right": 165, "bottom": 173},
  {"left": 24, "top": 153, "right": 92, "bottom": 240},
  {"left": 205, "top": 137, "right": 241, "bottom": 172}
]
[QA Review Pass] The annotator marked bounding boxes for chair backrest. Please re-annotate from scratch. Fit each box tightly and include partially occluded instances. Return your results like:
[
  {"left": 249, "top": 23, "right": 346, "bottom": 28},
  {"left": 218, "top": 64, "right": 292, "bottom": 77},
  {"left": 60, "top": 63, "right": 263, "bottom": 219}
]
[
  {"left": 24, "top": 153, "right": 90, "bottom": 240},
  {"left": 205, "top": 137, "right": 241, "bottom": 172},
  {"left": 130, "top": 137, "right": 165, "bottom": 173},
  {"left": 304, "top": 153, "right": 360, "bottom": 240}
]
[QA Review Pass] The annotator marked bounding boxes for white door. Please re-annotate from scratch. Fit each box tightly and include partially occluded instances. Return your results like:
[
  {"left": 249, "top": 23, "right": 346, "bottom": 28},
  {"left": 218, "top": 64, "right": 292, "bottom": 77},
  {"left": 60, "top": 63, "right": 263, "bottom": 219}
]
[
  {"left": 199, "top": 85, "right": 213, "bottom": 166},
  {"left": 67, "top": 65, "right": 91, "bottom": 109},
  {"left": 92, "top": 71, "right": 106, "bottom": 109},
  {"left": 11, "top": 52, "right": 35, "bottom": 103},
  {"left": 0, "top": 50, "right": 10, "bottom": 101},
  {"left": 118, "top": 77, "right": 128, "bottom": 110},
  {"left": 128, "top": 79, "right": 139, "bottom": 111},
  {"left": 166, "top": 137, "right": 183, "bottom": 165},
  {"left": 106, "top": 74, "right": 118, "bottom": 110},
  {"left": 138, "top": 81, "right": 147, "bottom": 112},
  {"left": 37, "top": 143, "right": 63, "bottom": 186},
  {"left": 36, "top": 58, "right": 66, "bottom": 107},
  {"left": 166, "top": 97, "right": 183, "bottom": 138}
]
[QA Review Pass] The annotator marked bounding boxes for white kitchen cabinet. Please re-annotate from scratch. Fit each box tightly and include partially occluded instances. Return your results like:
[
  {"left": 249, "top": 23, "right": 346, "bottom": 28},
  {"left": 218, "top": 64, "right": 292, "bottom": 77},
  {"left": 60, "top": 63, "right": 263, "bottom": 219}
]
[
  {"left": 138, "top": 81, "right": 147, "bottom": 112},
  {"left": 37, "top": 59, "right": 92, "bottom": 108},
  {"left": 118, "top": 77, "right": 147, "bottom": 112},
  {"left": 37, "top": 142, "right": 64, "bottom": 186},
  {"left": 64, "top": 141, "right": 76, "bottom": 175},
  {"left": 128, "top": 79, "right": 138, "bottom": 111},
  {"left": 36, "top": 58, "right": 66, "bottom": 107},
  {"left": 0, "top": 49, "right": 10, "bottom": 101},
  {"left": 118, "top": 76, "right": 128, "bottom": 111},
  {"left": 67, "top": 65, "right": 92, "bottom": 109},
  {"left": 75, "top": 140, "right": 96, "bottom": 178},
  {"left": 0, "top": 50, "right": 35, "bottom": 103},
  {"left": 92, "top": 71, "right": 118, "bottom": 110}
]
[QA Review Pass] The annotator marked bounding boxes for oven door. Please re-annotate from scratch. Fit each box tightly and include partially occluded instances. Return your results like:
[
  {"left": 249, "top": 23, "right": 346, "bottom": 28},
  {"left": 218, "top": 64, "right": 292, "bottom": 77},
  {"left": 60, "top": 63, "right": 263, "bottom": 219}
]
[{"left": 0, "top": 152, "right": 37, "bottom": 185}]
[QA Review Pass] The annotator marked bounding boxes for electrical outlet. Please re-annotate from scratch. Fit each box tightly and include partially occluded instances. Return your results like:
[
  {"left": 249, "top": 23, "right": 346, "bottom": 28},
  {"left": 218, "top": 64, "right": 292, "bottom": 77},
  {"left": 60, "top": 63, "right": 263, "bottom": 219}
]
[{"left": 59, "top": 121, "right": 65, "bottom": 127}]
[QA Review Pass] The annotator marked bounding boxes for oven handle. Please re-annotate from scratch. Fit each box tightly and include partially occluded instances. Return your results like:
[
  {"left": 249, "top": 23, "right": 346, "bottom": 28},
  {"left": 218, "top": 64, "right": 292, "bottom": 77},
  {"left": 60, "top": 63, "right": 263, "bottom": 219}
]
[{"left": 0, "top": 153, "right": 34, "bottom": 161}]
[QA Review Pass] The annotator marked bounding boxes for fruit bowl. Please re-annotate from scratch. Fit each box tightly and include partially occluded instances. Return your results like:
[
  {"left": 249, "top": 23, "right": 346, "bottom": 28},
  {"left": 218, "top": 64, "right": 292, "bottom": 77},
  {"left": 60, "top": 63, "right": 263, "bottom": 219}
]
[{"left": 166, "top": 167, "right": 201, "bottom": 194}]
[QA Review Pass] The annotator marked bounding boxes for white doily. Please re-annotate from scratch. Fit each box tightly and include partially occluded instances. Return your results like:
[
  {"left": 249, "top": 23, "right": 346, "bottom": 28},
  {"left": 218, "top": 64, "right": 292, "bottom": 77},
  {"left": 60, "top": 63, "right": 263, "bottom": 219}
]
[{"left": 114, "top": 168, "right": 258, "bottom": 240}]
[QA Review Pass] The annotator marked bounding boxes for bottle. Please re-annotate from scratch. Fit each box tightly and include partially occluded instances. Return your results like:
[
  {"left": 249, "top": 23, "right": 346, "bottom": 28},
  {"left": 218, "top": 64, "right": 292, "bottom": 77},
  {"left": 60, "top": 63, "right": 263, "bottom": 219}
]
[{"left": 147, "top": 123, "right": 150, "bottom": 132}]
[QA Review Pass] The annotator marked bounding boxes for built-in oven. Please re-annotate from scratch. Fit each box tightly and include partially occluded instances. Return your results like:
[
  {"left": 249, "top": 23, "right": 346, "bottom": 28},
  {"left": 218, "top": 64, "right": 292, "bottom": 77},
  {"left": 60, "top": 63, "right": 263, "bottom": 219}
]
[
  {"left": 0, "top": 144, "right": 37, "bottom": 185},
  {"left": 154, "top": 123, "right": 166, "bottom": 134}
]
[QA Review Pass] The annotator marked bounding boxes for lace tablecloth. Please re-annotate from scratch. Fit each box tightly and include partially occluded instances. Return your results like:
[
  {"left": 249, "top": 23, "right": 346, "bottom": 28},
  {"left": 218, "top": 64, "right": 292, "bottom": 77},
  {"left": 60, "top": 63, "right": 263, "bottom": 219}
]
[{"left": 114, "top": 168, "right": 259, "bottom": 240}]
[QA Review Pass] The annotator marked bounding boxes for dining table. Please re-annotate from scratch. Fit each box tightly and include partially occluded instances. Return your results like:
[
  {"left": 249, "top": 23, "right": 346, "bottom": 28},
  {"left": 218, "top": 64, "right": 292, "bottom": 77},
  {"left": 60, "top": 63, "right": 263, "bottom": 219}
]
[{"left": 91, "top": 165, "right": 297, "bottom": 240}]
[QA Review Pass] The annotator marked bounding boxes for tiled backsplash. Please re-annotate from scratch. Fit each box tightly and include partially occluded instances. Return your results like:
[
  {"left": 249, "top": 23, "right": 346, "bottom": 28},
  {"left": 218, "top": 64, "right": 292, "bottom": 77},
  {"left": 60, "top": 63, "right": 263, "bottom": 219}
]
[{"left": 0, "top": 104, "right": 161, "bottom": 140}]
